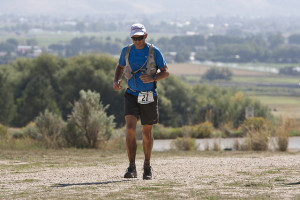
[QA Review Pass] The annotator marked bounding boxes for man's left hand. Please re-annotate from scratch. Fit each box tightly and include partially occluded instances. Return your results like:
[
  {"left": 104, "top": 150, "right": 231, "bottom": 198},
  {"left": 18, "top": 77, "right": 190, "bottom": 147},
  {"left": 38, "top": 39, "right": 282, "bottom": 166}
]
[{"left": 140, "top": 72, "right": 155, "bottom": 83}]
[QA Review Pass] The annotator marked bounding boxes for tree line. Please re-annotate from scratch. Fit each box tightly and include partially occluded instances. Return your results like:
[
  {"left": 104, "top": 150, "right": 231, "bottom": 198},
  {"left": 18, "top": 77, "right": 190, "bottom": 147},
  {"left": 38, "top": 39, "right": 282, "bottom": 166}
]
[
  {"left": 0, "top": 53, "right": 271, "bottom": 129},
  {"left": 1, "top": 33, "right": 300, "bottom": 64}
]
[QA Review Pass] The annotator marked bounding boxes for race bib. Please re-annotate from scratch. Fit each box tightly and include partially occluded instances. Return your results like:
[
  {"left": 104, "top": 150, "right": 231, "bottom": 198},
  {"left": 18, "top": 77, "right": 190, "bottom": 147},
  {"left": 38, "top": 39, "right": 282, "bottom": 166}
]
[{"left": 138, "top": 91, "right": 154, "bottom": 104}]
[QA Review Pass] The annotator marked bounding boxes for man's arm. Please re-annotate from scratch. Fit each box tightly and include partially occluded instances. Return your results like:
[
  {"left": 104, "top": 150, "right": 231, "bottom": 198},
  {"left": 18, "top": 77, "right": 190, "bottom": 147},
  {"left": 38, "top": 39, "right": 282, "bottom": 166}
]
[
  {"left": 140, "top": 65, "right": 169, "bottom": 83},
  {"left": 113, "top": 64, "right": 124, "bottom": 91}
]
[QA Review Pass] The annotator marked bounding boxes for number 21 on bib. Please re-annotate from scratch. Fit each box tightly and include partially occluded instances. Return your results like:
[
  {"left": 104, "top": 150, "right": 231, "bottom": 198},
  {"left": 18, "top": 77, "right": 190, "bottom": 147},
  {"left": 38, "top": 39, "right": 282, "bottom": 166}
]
[{"left": 138, "top": 91, "right": 154, "bottom": 104}]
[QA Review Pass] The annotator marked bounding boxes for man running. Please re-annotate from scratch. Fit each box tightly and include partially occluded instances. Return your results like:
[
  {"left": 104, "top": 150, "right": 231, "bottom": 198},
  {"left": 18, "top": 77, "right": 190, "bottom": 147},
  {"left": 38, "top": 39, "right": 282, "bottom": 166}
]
[{"left": 113, "top": 23, "right": 169, "bottom": 180}]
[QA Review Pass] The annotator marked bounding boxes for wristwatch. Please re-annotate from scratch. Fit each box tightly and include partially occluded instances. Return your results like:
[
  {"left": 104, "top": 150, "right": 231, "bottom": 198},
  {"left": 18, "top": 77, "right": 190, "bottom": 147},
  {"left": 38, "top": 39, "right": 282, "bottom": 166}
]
[{"left": 153, "top": 74, "right": 157, "bottom": 81}]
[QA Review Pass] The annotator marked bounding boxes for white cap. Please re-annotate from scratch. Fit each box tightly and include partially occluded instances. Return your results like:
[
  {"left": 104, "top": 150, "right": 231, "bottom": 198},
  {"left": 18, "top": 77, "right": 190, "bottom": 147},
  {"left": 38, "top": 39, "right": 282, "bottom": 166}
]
[{"left": 130, "top": 23, "right": 146, "bottom": 37}]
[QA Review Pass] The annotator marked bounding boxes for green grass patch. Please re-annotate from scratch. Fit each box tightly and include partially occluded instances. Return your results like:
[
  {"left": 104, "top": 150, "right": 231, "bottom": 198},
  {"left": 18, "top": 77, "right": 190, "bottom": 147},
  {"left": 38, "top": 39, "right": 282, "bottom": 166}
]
[
  {"left": 250, "top": 95, "right": 300, "bottom": 105},
  {"left": 274, "top": 177, "right": 285, "bottom": 182},
  {"left": 244, "top": 182, "right": 273, "bottom": 188},
  {"left": 232, "top": 75, "right": 299, "bottom": 84},
  {"left": 290, "top": 129, "right": 300, "bottom": 136},
  {"left": 230, "top": 62, "right": 300, "bottom": 70},
  {"left": 260, "top": 170, "right": 280, "bottom": 175},
  {"left": 21, "top": 179, "right": 40, "bottom": 183}
]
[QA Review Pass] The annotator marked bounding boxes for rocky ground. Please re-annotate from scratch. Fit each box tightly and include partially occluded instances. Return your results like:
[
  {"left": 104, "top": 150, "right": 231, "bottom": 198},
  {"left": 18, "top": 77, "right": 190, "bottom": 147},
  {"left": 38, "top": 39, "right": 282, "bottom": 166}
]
[{"left": 0, "top": 150, "right": 300, "bottom": 199}]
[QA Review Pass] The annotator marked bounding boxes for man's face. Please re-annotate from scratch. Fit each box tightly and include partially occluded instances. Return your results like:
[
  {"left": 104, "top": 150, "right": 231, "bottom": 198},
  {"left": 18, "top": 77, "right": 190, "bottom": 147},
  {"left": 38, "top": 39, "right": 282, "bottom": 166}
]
[{"left": 131, "top": 34, "right": 147, "bottom": 49}]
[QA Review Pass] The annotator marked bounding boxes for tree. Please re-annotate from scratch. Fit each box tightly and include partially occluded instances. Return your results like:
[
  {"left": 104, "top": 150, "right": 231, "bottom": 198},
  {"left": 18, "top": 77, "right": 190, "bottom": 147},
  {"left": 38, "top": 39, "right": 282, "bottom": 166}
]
[
  {"left": 288, "top": 34, "right": 300, "bottom": 45},
  {"left": 267, "top": 34, "right": 284, "bottom": 49},
  {"left": 202, "top": 67, "right": 233, "bottom": 81},
  {"left": 26, "top": 39, "right": 38, "bottom": 46},
  {"left": 174, "top": 50, "right": 190, "bottom": 63},
  {"left": 0, "top": 70, "right": 15, "bottom": 125},
  {"left": 13, "top": 75, "right": 58, "bottom": 127}
]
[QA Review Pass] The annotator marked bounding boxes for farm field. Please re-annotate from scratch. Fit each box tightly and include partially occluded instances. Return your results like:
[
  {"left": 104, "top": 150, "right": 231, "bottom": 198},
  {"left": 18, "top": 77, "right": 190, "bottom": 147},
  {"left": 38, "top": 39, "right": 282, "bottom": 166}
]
[
  {"left": 0, "top": 31, "right": 176, "bottom": 47},
  {"left": 168, "top": 63, "right": 300, "bottom": 121},
  {"left": 1, "top": 149, "right": 299, "bottom": 200}
]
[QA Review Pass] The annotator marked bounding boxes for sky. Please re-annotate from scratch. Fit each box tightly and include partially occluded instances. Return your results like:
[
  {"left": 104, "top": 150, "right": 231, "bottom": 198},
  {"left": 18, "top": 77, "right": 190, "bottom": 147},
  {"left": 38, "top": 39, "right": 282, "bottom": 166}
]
[{"left": 0, "top": 0, "right": 300, "bottom": 18}]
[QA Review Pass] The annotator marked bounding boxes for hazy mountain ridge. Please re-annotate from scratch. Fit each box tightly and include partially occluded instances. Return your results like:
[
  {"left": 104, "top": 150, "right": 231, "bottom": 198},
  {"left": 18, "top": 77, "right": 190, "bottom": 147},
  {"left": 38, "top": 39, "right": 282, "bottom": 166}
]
[{"left": 1, "top": 0, "right": 300, "bottom": 18}]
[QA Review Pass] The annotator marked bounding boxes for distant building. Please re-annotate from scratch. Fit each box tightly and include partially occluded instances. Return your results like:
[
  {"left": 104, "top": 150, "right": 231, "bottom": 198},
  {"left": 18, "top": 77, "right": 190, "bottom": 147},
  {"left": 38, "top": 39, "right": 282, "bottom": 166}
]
[
  {"left": 17, "top": 46, "right": 32, "bottom": 55},
  {"left": 0, "top": 52, "right": 7, "bottom": 57},
  {"left": 245, "top": 107, "right": 254, "bottom": 119},
  {"left": 17, "top": 46, "right": 42, "bottom": 57}
]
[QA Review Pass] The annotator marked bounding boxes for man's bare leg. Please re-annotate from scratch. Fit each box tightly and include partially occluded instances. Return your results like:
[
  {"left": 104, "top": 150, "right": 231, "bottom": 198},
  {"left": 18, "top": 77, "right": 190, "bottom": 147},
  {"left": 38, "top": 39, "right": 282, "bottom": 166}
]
[
  {"left": 142, "top": 125, "right": 153, "bottom": 165},
  {"left": 142, "top": 125, "right": 153, "bottom": 180},
  {"left": 124, "top": 115, "right": 138, "bottom": 178},
  {"left": 125, "top": 115, "right": 138, "bottom": 165}
]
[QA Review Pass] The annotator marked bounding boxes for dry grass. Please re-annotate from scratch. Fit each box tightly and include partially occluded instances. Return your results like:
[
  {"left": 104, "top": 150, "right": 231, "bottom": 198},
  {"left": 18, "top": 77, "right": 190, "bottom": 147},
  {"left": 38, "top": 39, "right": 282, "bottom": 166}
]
[{"left": 276, "top": 118, "right": 295, "bottom": 151}]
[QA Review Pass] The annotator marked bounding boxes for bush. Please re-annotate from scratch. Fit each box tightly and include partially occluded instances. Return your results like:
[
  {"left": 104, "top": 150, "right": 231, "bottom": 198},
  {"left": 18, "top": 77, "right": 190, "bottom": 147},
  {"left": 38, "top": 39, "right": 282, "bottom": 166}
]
[
  {"left": 189, "top": 122, "right": 214, "bottom": 138},
  {"left": 67, "top": 90, "right": 115, "bottom": 148},
  {"left": 22, "top": 122, "right": 40, "bottom": 140},
  {"left": 170, "top": 137, "right": 199, "bottom": 151},
  {"left": 63, "top": 121, "right": 86, "bottom": 148},
  {"left": 34, "top": 109, "right": 66, "bottom": 148},
  {"left": 152, "top": 124, "right": 183, "bottom": 139},
  {"left": 12, "top": 131, "right": 24, "bottom": 139},
  {"left": 241, "top": 117, "right": 271, "bottom": 151},
  {"left": 222, "top": 122, "right": 245, "bottom": 138}
]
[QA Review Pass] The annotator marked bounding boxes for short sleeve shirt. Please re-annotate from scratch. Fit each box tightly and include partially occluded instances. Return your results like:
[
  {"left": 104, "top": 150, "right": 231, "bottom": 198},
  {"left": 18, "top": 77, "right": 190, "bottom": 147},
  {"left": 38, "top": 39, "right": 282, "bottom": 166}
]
[{"left": 119, "top": 43, "right": 167, "bottom": 96}]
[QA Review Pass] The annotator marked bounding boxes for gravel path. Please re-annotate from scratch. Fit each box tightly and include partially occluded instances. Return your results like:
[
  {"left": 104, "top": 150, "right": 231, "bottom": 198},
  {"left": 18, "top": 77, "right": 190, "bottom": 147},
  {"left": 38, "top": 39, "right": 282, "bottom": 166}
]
[{"left": 1, "top": 151, "right": 300, "bottom": 199}]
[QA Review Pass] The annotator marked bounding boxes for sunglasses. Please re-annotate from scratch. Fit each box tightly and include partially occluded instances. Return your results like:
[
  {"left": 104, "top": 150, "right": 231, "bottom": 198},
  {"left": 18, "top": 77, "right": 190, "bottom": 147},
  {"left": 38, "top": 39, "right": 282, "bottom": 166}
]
[{"left": 131, "top": 35, "right": 144, "bottom": 41}]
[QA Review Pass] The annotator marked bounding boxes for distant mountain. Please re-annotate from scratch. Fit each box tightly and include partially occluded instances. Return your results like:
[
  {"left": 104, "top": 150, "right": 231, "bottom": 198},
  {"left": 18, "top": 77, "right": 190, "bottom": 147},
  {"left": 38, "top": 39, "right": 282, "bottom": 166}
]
[{"left": 0, "top": 0, "right": 299, "bottom": 18}]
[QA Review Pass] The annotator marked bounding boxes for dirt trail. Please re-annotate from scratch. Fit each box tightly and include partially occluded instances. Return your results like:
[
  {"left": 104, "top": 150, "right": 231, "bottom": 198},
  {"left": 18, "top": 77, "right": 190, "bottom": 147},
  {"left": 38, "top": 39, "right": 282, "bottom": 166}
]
[{"left": 1, "top": 151, "right": 300, "bottom": 199}]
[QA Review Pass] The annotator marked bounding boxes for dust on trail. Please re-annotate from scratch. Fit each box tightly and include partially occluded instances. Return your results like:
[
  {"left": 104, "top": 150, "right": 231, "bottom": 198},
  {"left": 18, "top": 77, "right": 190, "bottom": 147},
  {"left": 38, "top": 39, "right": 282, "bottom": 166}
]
[{"left": 1, "top": 151, "right": 300, "bottom": 199}]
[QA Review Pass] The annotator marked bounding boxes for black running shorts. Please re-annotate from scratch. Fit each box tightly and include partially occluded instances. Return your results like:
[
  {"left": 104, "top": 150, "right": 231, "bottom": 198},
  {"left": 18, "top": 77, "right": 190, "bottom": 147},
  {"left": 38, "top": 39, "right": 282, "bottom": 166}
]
[{"left": 124, "top": 92, "right": 158, "bottom": 125}]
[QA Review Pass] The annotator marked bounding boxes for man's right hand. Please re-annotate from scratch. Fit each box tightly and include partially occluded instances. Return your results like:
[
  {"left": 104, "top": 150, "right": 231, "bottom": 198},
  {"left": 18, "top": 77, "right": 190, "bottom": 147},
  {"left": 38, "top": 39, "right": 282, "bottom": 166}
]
[{"left": 113, "top": 80, "right": 122, "bottom": 91}]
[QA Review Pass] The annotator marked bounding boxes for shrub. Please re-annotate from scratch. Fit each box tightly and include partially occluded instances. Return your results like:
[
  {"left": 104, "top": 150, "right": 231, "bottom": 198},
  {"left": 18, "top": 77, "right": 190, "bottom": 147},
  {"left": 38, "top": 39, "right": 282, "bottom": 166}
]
[
  {"left": 34, "top": 109, "right": 66, "bottom": 148},
  {"left": 152, "top": 124, "right": 183, "bottom": 139},
  {"left": 0, "top": 124, "right": 42, "bottom": 150},
  {"left": 222, "top": 122, "right": 245, "bottom": 138},
  {"left": 170, "top": 127, "right": 183, "bottom": 138},
  {"left": 12, "top": 131, "right": 24, "bottom": 139},
  {"left": 241, "top": 117, "right": 271, "bottom": 151},
  {"left": 276, "top": 117, "right": 294, "bottom": 151},
  {"left": 190, "top": 121, "right": 214, "bottom": 138},
  {"left": 67, "top": 90, "right": 115, "bottom": 148},
  {"left": 170, "top": 137, "right": 199, "bottom": 151},
  {"left": 22, "top": 122, "right": 40, "bottom": 140}
]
